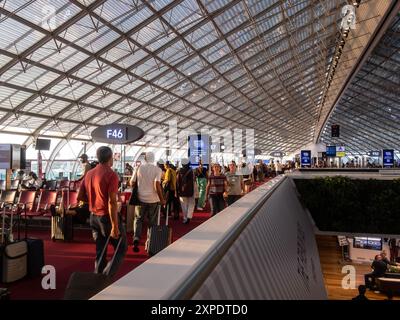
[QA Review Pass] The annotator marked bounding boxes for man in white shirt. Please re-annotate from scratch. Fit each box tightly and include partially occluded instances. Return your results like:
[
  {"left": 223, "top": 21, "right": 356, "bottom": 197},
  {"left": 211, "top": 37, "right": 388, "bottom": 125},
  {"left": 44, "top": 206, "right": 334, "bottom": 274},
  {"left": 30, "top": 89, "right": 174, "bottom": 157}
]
[
  {"left": 132, "top": 152, "right": 165, "bottom": 253},
  {"left": 275, "top": 160, "right": 283, "bottom": 175}
]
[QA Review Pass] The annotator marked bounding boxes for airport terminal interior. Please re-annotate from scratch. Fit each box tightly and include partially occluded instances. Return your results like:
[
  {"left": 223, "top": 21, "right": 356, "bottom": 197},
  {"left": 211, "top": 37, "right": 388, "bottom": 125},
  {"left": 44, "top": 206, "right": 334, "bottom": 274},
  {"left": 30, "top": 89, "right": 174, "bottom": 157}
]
[{"left": 0, "top": 0, "right": 399, "bottom": 301}]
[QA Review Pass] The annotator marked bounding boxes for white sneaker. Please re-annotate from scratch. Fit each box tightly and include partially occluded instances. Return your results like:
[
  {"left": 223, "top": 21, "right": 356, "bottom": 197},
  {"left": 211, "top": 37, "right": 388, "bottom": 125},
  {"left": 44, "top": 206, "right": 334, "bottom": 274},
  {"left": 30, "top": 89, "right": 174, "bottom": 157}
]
[{"left": 197, "top": 207, "right": 203, "bottom": 211}]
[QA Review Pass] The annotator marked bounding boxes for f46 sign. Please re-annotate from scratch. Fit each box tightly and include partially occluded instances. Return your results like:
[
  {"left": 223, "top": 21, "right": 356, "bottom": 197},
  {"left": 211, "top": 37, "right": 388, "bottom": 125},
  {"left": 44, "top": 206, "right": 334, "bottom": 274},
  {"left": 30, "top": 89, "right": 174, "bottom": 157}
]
[
  {"left": 106, "top": 129, "right": 124, "bottom": 139},
  {"left": 91, "top": 124, "right": 144, "bottom": 144}
]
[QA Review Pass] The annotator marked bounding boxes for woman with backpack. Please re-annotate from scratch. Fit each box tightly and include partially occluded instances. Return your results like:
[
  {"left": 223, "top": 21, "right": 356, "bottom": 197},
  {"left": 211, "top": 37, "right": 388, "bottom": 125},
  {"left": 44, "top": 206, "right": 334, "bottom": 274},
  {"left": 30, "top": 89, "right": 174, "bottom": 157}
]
[{"left": 176, "top": 158, "right": 195, "bottom": 224}]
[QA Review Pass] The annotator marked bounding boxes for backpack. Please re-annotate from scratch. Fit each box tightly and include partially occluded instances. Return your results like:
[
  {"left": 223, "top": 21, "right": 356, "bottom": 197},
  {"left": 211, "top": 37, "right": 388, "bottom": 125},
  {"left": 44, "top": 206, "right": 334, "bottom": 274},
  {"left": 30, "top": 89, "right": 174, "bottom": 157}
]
[
  {"left": 89, "top": 161, "right": 98, "bottom": 169},
  {"left": 177, "top": 168, "right": 194, "bottom": 197}
]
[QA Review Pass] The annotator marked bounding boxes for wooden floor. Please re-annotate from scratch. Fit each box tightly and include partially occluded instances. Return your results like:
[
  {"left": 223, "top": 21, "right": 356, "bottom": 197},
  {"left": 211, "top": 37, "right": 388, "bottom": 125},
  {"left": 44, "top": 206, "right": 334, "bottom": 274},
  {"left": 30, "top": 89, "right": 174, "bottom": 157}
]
[{"left": 316, "top": 235, "right": 398, "bottom": 300}]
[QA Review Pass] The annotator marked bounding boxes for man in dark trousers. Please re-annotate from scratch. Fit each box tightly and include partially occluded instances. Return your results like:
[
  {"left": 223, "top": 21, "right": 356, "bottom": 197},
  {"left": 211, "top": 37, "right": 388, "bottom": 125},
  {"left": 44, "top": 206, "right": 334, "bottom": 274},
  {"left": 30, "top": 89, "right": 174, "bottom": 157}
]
[
  {"left": 364, "top": 254, "right": 387, "bottom": 290},
  {"left": 78, "top": 146, "right": 127, "bottom": 276}
]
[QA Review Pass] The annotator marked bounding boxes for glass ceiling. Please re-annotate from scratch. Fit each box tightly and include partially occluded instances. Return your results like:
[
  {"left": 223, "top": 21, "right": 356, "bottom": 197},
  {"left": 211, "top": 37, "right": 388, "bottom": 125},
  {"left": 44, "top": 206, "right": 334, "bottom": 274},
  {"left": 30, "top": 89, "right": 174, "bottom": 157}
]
[
  {"left": 321, "top": 12, "right": 400, "bottom": 154},
  {"left": 0, "top": 0, "right": 393, "bottom": 154}
]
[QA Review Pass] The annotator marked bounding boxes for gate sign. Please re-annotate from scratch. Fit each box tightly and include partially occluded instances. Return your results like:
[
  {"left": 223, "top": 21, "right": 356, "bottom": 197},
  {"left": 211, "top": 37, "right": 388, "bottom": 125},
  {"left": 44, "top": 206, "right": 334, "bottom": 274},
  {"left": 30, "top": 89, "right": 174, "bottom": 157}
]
[
  {"left": 270, "top": 151, "right": 285, "bottom": 157},
  {"left": 367, "top": 150, "right": 381, "bottom": 157},
  {"left": 91, "top": 124, "right": 144, "bottom": 144},
  {"left": 301, "top": 150, "right": 311, "bottom": 167},
  {"left": 382, "top": 149, "right": 394, "bottom": 167}
]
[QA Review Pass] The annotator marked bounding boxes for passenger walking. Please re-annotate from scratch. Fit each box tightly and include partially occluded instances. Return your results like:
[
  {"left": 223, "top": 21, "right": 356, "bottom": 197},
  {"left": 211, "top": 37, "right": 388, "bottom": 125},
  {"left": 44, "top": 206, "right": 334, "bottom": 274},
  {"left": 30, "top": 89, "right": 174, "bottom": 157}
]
[
  {"left": 132, "top": 152, "right": 166, "bottom": 253},
  {"left": 195, "top": 159, "right": 208, "bottom": 210},
  {"left": 164, "top": 161, "right": 180, "bottom": 220},
  {"left": 206, "top": 163, "right": 227, "bottom": 216},
  {"left": 77, "top": 146, "right": 127, "bottom": 276},
  {"left": 225, "top": 161, "right": 244, "bottom": 206},
  {"left": 176, "top": 158, "right": 195, "bottom": 224},
  {"left": 256, "top": 160, "right": 264, "bottom": 181},
  {"left": 275, "top": 160, "right": 283, "bottom": 175},
  {"left": 77, "top": 153, "right": 92, "bottom": 181}
]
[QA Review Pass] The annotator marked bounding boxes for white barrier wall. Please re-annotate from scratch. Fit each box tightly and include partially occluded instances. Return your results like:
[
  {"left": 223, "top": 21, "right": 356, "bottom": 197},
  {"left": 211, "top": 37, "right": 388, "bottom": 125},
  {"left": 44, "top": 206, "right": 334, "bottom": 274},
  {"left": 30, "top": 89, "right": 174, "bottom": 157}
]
[
  {"left": 192, "top": 178, "right": 327, "bottom": 300},
  {"left": 93, "top": 176, "right": 327, "bottom": 300}
]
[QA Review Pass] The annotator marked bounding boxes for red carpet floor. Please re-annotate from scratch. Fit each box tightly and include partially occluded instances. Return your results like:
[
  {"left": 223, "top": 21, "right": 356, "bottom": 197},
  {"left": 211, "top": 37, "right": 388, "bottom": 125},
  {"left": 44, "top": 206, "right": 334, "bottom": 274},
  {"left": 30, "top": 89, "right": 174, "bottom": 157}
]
[
  {"left": 3, "top": 211, "right": 211, "bottom": 300},
  {"left": 3, "top": 178, "right": 270, "bottom": 300}
]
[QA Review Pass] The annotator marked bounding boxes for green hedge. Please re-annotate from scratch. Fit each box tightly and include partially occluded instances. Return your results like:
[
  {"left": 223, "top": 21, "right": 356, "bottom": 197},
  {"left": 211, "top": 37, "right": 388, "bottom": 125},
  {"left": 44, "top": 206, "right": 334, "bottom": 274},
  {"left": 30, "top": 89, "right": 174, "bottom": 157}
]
[{"left": 294, "top": 176, "right": 400, "bottom": 234}]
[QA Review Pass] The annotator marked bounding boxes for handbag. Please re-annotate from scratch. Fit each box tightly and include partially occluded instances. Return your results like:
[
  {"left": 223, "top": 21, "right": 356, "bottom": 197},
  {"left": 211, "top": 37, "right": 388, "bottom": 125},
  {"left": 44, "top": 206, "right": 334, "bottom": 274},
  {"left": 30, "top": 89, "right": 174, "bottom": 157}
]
[{"left": 129, "top": 170, "right": 140, "bottom": 206}]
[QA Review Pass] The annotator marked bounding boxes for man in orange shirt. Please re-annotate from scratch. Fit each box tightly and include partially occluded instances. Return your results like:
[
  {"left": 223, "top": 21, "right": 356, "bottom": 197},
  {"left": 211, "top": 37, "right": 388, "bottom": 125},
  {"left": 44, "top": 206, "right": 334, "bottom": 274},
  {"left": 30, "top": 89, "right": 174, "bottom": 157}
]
[{"left": 78, "top": 146, "right": 127, "bottom": 276}]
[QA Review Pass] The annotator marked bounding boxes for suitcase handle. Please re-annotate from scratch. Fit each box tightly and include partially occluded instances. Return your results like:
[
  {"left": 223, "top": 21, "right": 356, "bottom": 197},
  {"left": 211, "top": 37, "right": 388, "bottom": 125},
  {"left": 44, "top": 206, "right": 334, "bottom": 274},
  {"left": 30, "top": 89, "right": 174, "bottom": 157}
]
[
  {"left": 157, "top": 204, "right": 168, "bottom": 226},
  {"left": 1, "top": 207, "right": 5, "bottom": 244},
  {"left": 95, "top": 235, "right": 123, "bottom": 276}
]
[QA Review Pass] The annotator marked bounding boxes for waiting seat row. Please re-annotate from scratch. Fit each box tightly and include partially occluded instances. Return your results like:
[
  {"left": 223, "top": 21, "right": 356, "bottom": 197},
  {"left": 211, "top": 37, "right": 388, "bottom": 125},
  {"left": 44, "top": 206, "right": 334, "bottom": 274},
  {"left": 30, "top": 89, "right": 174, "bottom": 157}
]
[{"left": 0, "top": 179, "right": 81, "bottom": 191}]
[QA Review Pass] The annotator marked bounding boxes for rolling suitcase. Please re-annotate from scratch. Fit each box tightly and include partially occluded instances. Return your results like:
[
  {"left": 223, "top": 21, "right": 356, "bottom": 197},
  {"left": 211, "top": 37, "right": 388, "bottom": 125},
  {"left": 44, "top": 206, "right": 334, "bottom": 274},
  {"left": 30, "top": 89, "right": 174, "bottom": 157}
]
[
  {"left": 146, "top": 206, "right": 172, "bottom": 256},
  {"left": 0, "top": 241, "right": 27, "bottom": 283},
  {"left": 26, "top": 238, "right": 44, "bottom": 278},
  {"left": 64, "top": 236, "right": 123, "bottom": 300},
  {"left": 51, "top": 190, "right": 74, "bottom": 241},
  {"left": 0, "top": 207, "right": 27, "bottom": 283},
  {"left": 51, "top": 215, "right": 73, "bottom": 241}
]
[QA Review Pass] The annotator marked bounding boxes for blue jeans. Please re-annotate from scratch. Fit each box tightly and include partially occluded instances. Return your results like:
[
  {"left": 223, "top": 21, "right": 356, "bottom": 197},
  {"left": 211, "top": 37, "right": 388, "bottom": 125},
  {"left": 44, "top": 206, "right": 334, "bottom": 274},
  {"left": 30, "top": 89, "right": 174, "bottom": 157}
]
[{"left": 90, "top": 213, "right": 127, "bottom": 277}]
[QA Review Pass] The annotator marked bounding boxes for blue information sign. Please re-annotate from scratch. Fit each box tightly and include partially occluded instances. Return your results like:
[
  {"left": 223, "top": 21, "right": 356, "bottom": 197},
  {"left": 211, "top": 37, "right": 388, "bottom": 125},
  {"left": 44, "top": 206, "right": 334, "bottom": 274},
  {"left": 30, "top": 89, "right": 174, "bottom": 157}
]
[
  {"left": 326, "top": 145, "right": 336, "bottom": 157},
  {"left": 188, "top": 134, "right": 210, "bottom": 167},
  {"left": 301, "top": 150, "right": 311, "bottom": 167},
  {"left": 382, "top": 149, "right": 394, "bottom": 167}
]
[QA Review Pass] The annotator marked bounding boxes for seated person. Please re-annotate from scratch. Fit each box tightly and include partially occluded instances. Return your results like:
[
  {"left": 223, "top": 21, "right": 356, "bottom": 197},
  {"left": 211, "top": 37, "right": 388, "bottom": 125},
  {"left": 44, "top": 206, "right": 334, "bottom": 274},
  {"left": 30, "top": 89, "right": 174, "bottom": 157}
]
[
  {"left": 382, "top": 250, "right": 400, "bottom": 267},
  {"left": 364, "top": 254, "right": 387, "bottom": 289},
  {"left": 381, "top": 250, "right": 391, "bottom": 266},
  {"left": 22, "top": 172, "right": 42, "bottom": 190},
  {"left": 352, "top": 285, "right": 369, "bottom": 301}
]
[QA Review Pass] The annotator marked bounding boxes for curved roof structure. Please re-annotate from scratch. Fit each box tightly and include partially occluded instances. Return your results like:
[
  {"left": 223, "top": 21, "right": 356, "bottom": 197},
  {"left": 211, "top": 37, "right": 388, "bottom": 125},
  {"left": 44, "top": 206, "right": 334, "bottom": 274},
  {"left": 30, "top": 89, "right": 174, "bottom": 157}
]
[
  {"left": 0, "top": 0, "right": 398, "bottom": 155},
  {"left": 321, "top": 11, "right": 400, "bottom": 154}
]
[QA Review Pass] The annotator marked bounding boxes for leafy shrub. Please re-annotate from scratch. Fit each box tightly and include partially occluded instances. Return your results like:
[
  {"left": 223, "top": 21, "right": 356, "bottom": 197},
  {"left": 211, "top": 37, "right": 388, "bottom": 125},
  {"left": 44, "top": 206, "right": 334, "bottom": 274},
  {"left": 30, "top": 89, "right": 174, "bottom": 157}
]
[{"left": 294, "top": 177, "right": 400, "bottom": 234}]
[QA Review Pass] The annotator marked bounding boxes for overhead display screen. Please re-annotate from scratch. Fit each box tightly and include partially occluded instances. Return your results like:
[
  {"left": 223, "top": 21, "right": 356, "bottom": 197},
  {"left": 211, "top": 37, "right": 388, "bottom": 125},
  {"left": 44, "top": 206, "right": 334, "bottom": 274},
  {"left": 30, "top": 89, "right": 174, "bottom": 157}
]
[
  {"left": 331, "top": 124, "right": 340, "bottom": 137},
  {"left": 353, "top": 237, "right": 382, "bottom": 251},
  {"left": 367, "top": 150, "right": 381, "bottom": 157},
  {"left": 382, "top": 149, "right": 394, "bottom": 167},
  {"left": 300, "top": 150, "right": 311, "bottom": 167},
  {"left": 0, "top": 144, "right": 12, "bottom": 169},
  {"left": 326, "top": 145, "right": 336, "bottom": 157},
  {"left": 188, "top": 134, "right": 210, "bottom": 167}
]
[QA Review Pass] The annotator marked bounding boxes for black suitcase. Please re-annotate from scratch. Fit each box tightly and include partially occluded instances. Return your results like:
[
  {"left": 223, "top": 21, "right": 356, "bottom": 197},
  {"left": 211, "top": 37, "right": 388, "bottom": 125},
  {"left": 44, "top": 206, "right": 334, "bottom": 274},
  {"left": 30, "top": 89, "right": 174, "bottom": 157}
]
[
  {"left": 146, "top": 206, "right": 172, "bottom": 256},
  {"left": 64, "top": 236, "right": 122, "bottom": 300},
  {"left": 26, "top": 238, "right": 44, "bottom": 278}
]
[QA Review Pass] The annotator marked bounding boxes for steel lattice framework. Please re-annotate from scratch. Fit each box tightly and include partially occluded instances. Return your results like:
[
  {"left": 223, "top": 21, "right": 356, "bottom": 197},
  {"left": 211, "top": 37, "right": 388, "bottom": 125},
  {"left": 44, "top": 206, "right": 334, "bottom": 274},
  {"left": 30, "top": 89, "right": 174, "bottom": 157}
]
[
  {"left": 0, "top": 0, "right": 396, "bottom": 154},
  {"left": 321, "top": 12, "right": 400, "bottom": 154}
]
